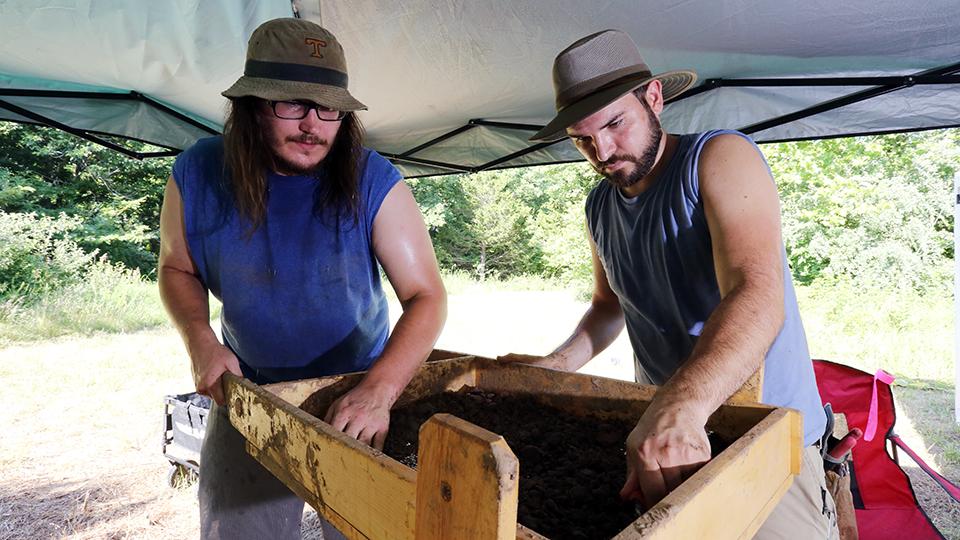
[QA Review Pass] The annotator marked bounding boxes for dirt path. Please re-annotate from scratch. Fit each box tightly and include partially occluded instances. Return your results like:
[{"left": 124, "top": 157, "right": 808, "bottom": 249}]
[{"left": 0, "top": 290, "right": 956, "bottom": 539}]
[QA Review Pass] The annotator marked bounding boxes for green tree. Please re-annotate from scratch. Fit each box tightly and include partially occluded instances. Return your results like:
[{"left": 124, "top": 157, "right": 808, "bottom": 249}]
[
  {"left": 0, "top": 123, "right": 172, "bottom": 274},
  {"left": 409, "top": 163, "right": 600, "bottom": 282},
  {"left": 410, "top": 170, "right": 535, "bottom": 280},
  {"left": 765, "top": 130, "right": 958, "bottom": 292}
]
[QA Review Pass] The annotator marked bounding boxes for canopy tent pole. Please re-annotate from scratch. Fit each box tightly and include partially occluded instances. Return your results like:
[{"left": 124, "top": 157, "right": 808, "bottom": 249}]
[
  {"left": 0, "top": 97, "right": 177, "bottom": 159},
  {"left": 955, "top": 171, "right": 960, "bottom": 423}
]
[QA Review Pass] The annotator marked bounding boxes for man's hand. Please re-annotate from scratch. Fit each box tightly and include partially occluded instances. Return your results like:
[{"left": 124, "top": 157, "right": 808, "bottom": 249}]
[
  {"left": 619, "top": 403, "right": 711, "bottom": 508},
  {"left": 324, "top": 383, "right": 393, "bottom": 450},
  {"left": 496, "top": 352, "right": 563, "bottom": 370},
  {"left": 192, "top": 341, "right": 242, "bottom": 406}
]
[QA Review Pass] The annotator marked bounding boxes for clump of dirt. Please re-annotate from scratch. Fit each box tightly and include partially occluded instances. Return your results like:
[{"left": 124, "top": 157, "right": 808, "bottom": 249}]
[{"left": 378, "top": 389, "right": 729, "bottom": 540}]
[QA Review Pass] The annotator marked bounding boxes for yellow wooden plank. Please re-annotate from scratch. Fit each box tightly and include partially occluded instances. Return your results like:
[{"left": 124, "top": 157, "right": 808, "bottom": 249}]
[
  {"left": 515, "top": 524, "right": 548, "bottom": 539},
  {"left": 736, "top": 473, "right": 796, "bottom": 540},
  {"left": 263, "top": 374, "right": 353, "bottom": 409},
  {"left": 728, "top": 365, "right": 765, "bottom": 405},
  {"left": 264, "top": 351, "right": 478, "bottom": 407},
  {"left": 224, "top": 374, "right": 417, "bottom": 540},
  {"left": 475, "top": 359, "right": 659, "bottom": 401},
  {"left": 248, "top": 441, "right": 369, "bottom": 539},
  {"left": 225, "top": 358, "right": 800, "bottom": 540},
  {"left": 415, "top": 414, "right": 519, "bottom": 540}
]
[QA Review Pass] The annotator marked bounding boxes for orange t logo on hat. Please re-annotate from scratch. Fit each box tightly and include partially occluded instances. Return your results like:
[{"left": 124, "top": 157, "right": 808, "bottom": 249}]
[{"left": 305, "top": 38, "right": 327, "bottom": 58}]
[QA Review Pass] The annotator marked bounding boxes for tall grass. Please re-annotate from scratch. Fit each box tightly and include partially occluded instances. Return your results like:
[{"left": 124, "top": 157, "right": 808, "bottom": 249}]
[
  {"left": 797, "top": 280, "right": 953, "bottom": 386},
  {"left": 0, "top": 261, "right": 220, "bottom": 345},
  {"left": 0, "top": 269, "right": 953, "bottom": 389},
  {"left": 0, "top": 262, "right": 162, "bottom": 344}
]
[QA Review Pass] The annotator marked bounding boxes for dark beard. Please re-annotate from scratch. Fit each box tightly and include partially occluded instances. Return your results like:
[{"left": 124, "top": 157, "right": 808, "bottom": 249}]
[
  {"left": 600, "top": 102, "right": 663, "bottom": 189},
  {"left": 271, "top": 134, "right": 329, "bottom": 175},
  {"left": 274, "top": 153, "right": 320, "bottom": 176}
]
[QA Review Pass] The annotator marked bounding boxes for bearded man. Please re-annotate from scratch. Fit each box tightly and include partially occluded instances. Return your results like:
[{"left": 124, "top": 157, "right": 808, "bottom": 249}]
[
  {"left": 506, "top": 29, "right": 838, "bottom": 539},
  {"left": 158, "top": 18, "right": 446, "bottom": 540}
]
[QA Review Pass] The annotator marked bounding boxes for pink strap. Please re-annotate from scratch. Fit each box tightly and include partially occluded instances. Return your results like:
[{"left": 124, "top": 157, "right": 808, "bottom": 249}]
[{"left": 864, "top": 369, "right": 895, "bottom": 441}]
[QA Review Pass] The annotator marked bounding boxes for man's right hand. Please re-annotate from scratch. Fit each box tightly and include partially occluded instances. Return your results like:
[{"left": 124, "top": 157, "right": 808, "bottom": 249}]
[
  {"left": 192, "top": 341, "right": 242, "bottom": 406},
  {"left": 619, "top": 400, "right": 712, "bottom": 507}
]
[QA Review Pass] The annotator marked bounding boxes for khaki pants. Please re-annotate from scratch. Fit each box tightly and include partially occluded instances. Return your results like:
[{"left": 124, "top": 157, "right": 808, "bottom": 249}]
[{"left": 754, "top": 445, "right": 840, "bottom": 539}]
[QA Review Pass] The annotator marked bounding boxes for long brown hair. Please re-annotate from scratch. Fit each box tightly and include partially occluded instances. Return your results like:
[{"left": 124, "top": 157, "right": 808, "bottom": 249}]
[{"left": 222, "top": 96, "right": 365, "bottom": 232}]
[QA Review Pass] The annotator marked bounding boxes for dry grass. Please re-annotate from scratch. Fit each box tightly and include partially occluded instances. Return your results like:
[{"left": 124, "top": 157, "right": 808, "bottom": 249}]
[
  {"left": 0, "top": 329, "right": 199, "bottom": 540},
  {"left": 894, "top": 386, "right": 960, "bottom": 539},
  {"left": 0, "top": 289, "right": 956, "bottom": 539}
]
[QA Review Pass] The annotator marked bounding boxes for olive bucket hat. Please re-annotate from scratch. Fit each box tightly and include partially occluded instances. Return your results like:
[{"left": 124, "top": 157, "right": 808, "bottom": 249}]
[
  {"left": 530, "top": 29, "right": 696, "bottom": 141},
  {"left": 222, "top": 18, "right": 366, "bottom": 112}
]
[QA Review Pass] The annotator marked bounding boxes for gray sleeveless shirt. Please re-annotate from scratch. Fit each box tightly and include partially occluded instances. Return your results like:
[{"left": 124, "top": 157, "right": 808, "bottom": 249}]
[{"left": 585, "top": 129, "right": 825, "bottom": 446}]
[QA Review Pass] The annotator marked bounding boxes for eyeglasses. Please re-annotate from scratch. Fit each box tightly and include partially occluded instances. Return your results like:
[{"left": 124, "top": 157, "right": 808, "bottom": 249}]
[{"left": 268, "top": 100, "right": 346, "bottom": 121}]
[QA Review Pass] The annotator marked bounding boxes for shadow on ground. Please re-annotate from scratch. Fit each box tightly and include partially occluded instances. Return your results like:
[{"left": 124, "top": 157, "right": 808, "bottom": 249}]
[{"left": 0, "top": 471, "right": 197, "bottom": 540}]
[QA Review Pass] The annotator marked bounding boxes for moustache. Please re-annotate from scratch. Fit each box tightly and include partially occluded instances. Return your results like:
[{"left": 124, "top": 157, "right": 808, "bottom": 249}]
[
  {"left": 598, "top": 154, "right": 638, "bottom": 169},
  {"left": 287, "top": 135, "right": 328, "bottom": 145}
]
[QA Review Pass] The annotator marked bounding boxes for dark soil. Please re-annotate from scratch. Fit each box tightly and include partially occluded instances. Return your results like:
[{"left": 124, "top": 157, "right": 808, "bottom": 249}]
[{"left": 379, "top": 389, "right": 729, "bottom": 540}]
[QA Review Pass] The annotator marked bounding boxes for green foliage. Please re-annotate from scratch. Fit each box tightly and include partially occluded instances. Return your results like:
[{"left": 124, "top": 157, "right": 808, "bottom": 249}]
[
  {"left": 2, "top": 119, "right": 957, "bottom": 307},
  {"left": 410, "top": 170, "right": 535, "bottom": 280},
  {"left": 766, "top": 130, "right": 958, "bottom": 292},
  {"left": 0, "top": 122, "right": 172, "bottom": 275},
  {"left": 410, "top": 130, "right": 958, "bottom": 294},
  {"left": 524, "top": 164, "right": 596, "bottom": 282},
  {"left": 0, "top": 210, "right": 95, "bottom": 299},
  {"left": 409, "top": 163, "right": 598, "bottom": 282}
]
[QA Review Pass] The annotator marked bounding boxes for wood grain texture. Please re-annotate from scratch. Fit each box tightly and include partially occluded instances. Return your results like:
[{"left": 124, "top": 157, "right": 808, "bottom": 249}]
[
  {"left": 224, "top": 373, "right": 417, "bottom": 540},
  {"left": 728, "top": 365, "right": 765, "bottom": 405},
  {"left": 415, "top": 414, "right": 519, "bottom": 540},
  {"left": 225, "top": 356, "right": 800, "bottom": 540}
]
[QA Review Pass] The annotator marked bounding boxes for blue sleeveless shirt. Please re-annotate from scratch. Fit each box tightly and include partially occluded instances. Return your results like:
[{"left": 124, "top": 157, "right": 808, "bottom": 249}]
[
  {"left": 172, "top": 136, "right": 402, "bottom": 384},
  {"left": 585, "top": 130, "right": 826, "bottom": 445}
]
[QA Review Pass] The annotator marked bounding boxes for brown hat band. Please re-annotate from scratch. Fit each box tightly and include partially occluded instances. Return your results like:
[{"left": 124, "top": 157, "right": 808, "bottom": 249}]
[{"left": 244, "top": 59, "right": 349, "bottom": 88}]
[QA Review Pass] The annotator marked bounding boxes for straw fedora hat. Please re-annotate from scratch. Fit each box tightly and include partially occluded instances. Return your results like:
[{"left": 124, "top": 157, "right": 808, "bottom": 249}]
[
  {"left": 222, "top": 18, "right": 366, "bottom": 112},
  {"left": 530, "top": 29, "right": 696, "bottom": 141}
]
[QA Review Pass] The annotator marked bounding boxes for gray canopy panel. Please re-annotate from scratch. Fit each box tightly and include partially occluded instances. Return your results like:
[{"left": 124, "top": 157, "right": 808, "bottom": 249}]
[{"left": 1, "top": 0, "right": 958, "bottom": 174}]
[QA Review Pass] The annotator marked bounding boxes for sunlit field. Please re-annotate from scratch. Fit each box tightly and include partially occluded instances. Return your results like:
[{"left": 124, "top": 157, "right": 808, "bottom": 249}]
[{"left": 0, "top": 274, "right": 957, "bottom": 538}]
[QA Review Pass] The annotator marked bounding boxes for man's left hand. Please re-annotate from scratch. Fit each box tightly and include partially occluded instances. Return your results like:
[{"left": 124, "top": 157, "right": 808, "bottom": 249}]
[
  {"left": 620, "top": 403, "right": 712, "bottom": 507},
  {"left": 324, "top": 384, "right": 392, "bottom": 450}
]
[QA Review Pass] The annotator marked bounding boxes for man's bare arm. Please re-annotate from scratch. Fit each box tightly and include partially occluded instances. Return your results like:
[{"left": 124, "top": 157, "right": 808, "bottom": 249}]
[
  {"left": 500, "top": 224, "right": 624, "bottom": 371},
  {"left": 546, "top": 230, "right": 625, "bottom": 370},
  {"left": 158, "top": 176, "right": 241, "bottom": 405},
  {"left": 324, "top": 182, "right": 447, "bottom": 449},
  {"left": 621, "top": 133, "right": 785, "bottom": 505},
  {"left": 657, "top": 134, "right": 784, "bottom": 420}
]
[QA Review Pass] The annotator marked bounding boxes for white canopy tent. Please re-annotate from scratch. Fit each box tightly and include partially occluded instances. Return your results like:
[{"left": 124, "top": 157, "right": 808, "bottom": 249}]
[
  {"left": 0, "top": 0, "right": 959, "bottom": 416},
  {"left": 1, "top": 1, "right": 958, "bottom": 173}
]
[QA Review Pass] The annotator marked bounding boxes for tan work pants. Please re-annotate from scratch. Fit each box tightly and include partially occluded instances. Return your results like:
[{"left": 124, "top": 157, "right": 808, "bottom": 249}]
[{"left": 754, "top": 444, "right": 840, "bottom": 539}]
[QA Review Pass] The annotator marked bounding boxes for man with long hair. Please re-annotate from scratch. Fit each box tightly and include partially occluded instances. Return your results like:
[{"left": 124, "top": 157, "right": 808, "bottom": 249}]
[
  {"left": 158, "top": 18, "right": 446, "bottom": 539},
  {"left": 506, "top": 30, "right": 837, "bottom": 538}
]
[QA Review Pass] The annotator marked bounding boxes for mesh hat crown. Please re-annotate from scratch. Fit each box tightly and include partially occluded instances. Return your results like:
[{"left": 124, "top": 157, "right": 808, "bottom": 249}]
[
  {"left": 530, "top": 29, "right": 696, "bottom": 141},
  {"left": 222, "top": 18, "right": 366, "bottom": 111}
]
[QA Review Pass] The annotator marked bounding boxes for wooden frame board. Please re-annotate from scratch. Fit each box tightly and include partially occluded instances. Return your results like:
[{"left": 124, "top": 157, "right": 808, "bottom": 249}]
[{"left": 224, "top": 355, "right": 801, "bottom": 539}]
